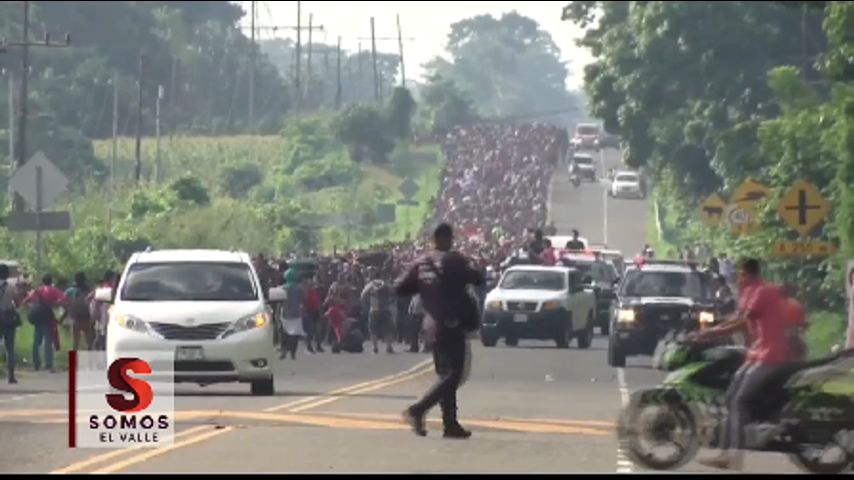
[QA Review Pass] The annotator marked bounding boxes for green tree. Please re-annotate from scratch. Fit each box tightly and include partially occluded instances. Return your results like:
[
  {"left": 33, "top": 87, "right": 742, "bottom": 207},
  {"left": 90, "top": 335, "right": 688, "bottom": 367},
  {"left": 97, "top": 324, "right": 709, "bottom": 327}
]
[
  {"left": 333, "top": 104, "right": 394, "bottom": 163},
  {"left": 418, "top": 74, "right": 478, "bottom": 133},
  {"left": 221, "top": 163, "right": 263, "bottom": 199},
  {"left": 386, "top": 87, "right": 417, "bottom": 141},
  {"left": 426, "top": 12, "right": 579, "bottom": 119}
]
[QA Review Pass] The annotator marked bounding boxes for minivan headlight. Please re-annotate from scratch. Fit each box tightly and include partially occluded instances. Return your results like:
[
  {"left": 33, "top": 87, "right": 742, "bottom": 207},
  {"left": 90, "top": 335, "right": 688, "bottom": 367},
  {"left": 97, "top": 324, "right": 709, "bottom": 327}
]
[
  {"left": 235, "top": 312, "right": 269, "bottom": 331},
  {"left": 114, "top": 314, "right": 151, "bottom": 334},
  {"left": 542, "top": 300, "right": 561, "bottom": 311}
]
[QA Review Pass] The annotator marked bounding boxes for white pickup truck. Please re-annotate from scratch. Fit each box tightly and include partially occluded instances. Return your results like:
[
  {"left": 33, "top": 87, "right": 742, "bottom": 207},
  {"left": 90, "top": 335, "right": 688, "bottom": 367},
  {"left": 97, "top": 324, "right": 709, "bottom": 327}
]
[{"left": 481, "top": 265, "right": 597, "bottom": 349}]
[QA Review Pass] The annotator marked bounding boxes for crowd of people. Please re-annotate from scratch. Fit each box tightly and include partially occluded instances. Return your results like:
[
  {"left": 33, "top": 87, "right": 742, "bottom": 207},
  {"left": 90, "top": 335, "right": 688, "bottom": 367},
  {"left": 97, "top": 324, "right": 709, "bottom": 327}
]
[{"left": 255, "top": 122, "right": 568, "bottom": 359}]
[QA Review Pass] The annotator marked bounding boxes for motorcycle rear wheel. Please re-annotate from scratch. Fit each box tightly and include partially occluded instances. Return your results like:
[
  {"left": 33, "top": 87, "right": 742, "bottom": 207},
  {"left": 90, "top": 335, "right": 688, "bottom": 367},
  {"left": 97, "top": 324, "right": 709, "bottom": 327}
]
[{"left": 788, "top": 427, "right": 852, "bottom": 474}]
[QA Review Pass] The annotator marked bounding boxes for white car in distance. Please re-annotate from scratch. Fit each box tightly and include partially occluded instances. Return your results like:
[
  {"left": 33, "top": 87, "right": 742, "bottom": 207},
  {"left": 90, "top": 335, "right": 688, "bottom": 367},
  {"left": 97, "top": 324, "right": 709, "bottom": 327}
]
[
  {"left": 99, "top": 249, "right": 286, "bottom": 395},
  {"left": 609, "top": 171, "right": 645, "bottom": 199}
]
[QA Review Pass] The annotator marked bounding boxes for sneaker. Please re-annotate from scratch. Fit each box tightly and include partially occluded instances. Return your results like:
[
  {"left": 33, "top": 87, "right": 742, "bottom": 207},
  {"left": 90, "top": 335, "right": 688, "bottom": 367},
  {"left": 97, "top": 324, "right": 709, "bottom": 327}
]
[
  {"left": 8, "top": 376, "right": 17, "bottom": 384},
  {"left": 443, "top": 424, "right": 472, "bottom": 439},
  {"left": 401, "top": 408, "right": 427, "bottom": 437}
]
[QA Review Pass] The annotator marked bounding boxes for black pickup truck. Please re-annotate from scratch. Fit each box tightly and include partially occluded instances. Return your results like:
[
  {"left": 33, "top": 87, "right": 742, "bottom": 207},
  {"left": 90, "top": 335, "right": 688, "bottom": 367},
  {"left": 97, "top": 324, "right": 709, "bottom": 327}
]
[{"left": 607, "top": 260, "right": 719, "bottom": 368}]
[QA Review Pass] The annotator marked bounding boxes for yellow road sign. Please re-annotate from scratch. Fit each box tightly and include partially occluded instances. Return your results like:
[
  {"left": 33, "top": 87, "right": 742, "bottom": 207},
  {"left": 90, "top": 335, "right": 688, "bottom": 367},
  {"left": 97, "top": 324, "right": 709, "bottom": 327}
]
[
  {"left": 698, "top": 193, "right": 727, "bottom": 227},
  {"left": 727, "top": 204, "right": 759, "bottom": 236},
  {"left": 772, "top": 240, "right": 837, "bottom": 257},
  {"left": 777, "top": 179, "right": 829, "bottom": 237},
  {"left": 731, "top": 177, "right": 771, "bottom": 207}
]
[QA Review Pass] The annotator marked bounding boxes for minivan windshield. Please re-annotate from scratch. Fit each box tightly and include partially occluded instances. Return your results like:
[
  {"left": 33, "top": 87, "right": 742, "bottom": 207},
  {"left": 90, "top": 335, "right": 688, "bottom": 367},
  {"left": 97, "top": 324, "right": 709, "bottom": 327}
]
[
  {"left": 574, "top": 156, "right": 594, "bottom": 165},
  {"left": 121, "top": 262, "right": 259, "bottom": 301},
  {"left": 615, "top": 174, "right": 638, "bottom": 183},
  {"left": 577, "top": 125, "right": 598, "bottom": 136}
]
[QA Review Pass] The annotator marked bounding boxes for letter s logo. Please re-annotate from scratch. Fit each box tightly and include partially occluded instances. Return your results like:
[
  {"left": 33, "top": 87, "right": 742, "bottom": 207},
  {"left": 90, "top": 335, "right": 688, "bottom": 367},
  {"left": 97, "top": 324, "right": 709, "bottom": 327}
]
[{"left": 106, "top": 358, "right": 153, "bottom": 413}]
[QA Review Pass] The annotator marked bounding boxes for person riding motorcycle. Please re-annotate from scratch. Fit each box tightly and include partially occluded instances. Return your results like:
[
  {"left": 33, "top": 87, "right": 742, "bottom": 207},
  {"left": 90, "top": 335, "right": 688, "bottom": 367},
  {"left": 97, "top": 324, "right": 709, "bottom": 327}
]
[{"left": 691, "top": 258, "right": 792, "bottom": 471}]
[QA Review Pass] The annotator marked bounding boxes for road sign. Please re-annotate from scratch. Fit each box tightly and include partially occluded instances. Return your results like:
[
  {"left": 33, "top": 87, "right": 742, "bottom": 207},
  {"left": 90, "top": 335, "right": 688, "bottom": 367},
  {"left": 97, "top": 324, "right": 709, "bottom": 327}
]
[
  {"left": 726, "top": 204, "right": 759, "bottom": 235},
  {"left": 699, "top": 193, "right": 727, "bottom": 227},
  {"left": 297, "top": 213, "right": 350, "bottom": 228},
  {"left": 777, "top": 179, "right": 829, "bottom": 237},
  {"left": 731, "top": 177, "right": 770, "bottom": 207},
  {"left": 5, "top": 211, "right": 71, "bottom": 231},
  {"left": 398, "top": 178, "right": 418, "bottom": 200},
  {"left": 9, "top": 151, "right": 69, "bottom": 211},
  {"left": 376, "top": 203, "right": 396, "bottom": 224},
  {"left": 771, "top": 240, "right": 836, "bottom": 257}
]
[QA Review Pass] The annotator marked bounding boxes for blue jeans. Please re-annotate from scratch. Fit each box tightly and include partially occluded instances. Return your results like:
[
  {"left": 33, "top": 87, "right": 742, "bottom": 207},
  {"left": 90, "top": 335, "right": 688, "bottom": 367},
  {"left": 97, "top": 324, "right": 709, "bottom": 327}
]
[
  {"left": 0, "top": 324, "right": 15, "bottom": 375},
  {"left": 32, "top": 321, "right": 54, "bottom": 371}
]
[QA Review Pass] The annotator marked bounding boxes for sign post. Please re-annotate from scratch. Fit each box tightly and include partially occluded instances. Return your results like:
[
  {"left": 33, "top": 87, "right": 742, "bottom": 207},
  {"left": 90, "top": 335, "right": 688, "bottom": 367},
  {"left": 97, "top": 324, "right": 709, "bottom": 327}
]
[
  {"left": 398, "top": 178, "right": 419, "bottom": 239},
  {"left": 7, "top": 151, "right": 71, "bottom": 277}
]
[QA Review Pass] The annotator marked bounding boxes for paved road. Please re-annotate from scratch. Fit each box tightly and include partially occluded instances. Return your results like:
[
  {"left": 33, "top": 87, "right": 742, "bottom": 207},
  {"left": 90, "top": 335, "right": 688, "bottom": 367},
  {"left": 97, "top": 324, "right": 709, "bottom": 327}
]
[{"left": 0, "top": 147, "right": 806, "bottom": 473}]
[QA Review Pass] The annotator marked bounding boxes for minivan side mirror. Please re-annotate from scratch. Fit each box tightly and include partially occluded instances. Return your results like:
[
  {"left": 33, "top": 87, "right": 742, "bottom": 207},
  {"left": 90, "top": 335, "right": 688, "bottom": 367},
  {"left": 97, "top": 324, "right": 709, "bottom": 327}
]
[
  {"left": 267, "top": 286, "right": 287, "bottom": 303},
  {"left": 94, "top": 287, "right": 113, "bottom": 304}
]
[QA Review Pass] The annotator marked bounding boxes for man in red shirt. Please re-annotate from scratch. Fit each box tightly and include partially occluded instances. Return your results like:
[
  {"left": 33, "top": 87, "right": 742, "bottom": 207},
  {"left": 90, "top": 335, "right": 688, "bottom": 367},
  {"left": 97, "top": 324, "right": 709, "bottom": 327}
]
[
  {"left": 539, "top": 239, "right": 557, "bottom": 266},
  {"left": 24, "top": 275, "right": 67, "bottom": 373},
  {"left": 694, "top": 258, "right": 790, "bottom": 470}
]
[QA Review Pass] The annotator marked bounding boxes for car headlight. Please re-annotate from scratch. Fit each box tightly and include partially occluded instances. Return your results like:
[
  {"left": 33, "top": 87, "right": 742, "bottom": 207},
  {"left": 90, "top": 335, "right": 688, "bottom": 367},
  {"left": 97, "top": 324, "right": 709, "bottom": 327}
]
[
  {"left": 617, "top": 308, "right": 636, "bottom": 323},
  {"left": 235, "top": 312, "right": 269, "bottom": 332},
  {"left": 699, "top": 311, "right": 715, "bottom": 325},
  {"left": 114, "top": 313, "right": 151, "bottom": 334},
  {"left": 486, "top": 300, "right": 503, "bottom": 310},
  {"left": 541, "top": 300, "right": 561, "bottom": 311}
]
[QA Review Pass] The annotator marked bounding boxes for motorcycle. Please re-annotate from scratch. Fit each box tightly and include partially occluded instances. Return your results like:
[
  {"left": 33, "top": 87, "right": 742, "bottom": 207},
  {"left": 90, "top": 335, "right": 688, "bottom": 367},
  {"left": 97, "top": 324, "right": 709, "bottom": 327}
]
[{"left": 617, "top": 339, "right": 854, "bottom": 473}]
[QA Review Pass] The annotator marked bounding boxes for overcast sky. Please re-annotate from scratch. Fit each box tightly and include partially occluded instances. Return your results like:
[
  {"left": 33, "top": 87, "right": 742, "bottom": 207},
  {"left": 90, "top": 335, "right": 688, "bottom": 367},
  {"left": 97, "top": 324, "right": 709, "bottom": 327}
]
[{"left": 236, "top": 1, "right": 593, "bottom": 91}]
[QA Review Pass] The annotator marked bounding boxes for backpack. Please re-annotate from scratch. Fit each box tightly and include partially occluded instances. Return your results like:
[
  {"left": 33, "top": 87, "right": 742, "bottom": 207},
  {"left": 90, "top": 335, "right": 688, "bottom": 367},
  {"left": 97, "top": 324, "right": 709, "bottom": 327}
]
[
  {"left": 0, "top": 282, "right": 20, "bottom": 328},
  {"left": 69, "top": 287, "right": 91, "bottom": 320},
  {"left": 29, "top": 290, "right": 55, "bottom": 325}
]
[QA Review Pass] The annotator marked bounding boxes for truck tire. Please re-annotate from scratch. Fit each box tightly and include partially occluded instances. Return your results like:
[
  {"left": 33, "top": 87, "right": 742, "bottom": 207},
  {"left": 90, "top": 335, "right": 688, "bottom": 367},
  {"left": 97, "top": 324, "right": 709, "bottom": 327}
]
[
  {"left": 251, "top": 376, "right": 275, "bottom": 396},
  {"left": 608, "top": 338, "right": 626, "bottom": 367},
  {"left": 504, "top": 336, "right": 519, "bottom": 347},
  {"left": 481, "top": 331, "right": 498, "bottom": 347}
]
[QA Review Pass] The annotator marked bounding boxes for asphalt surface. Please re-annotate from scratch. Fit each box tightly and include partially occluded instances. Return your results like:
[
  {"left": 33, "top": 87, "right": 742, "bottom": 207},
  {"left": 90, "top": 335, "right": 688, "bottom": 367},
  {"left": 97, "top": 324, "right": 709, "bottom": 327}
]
[{"left": 0, "top": 147, "right": 807, "bottom": 473}]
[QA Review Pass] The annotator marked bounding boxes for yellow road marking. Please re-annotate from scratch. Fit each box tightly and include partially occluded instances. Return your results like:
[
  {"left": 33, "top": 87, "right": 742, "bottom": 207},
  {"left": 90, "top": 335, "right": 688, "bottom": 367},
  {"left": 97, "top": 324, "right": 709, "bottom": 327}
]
[
  {"left": 50, "top": 426, "right": 211, "bottom": 474},
  {"left": 91, "top": 427, "right": 236, "bottom": 475},
  {"left": 54, "top": 359, "right": 434, "bottom": 474},
  {"left": 263, "top": 358, "right": 432, "bottom": 413}
]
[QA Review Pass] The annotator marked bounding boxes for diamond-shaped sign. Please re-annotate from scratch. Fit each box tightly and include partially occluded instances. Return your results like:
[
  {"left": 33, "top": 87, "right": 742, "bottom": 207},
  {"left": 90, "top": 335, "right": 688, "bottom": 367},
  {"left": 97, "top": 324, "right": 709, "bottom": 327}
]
[
  {"left": 9, "top": 151, "right": 69, "bottom": 211},
  {"left": 731, "top": 177, "right": 770, "bottom": 207},
  {"left": 698, "top": 193, "right": 727, "bottom": 227},
  {"left": 398, "top": 178, "right": 418, "bottom": 200},
  {"left": 777, "top": 179, "right": 829, "bottom": 237}
]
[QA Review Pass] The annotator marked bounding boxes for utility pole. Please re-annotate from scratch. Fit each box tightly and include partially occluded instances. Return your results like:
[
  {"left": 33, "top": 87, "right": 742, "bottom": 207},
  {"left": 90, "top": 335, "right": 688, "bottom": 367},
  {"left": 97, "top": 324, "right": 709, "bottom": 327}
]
[
  {"left": 169, "top": 57, "right": 178, "bottom": 141},
  {"left": 307, "top": 13, "right": 313, "bottom": 107},
  {"left": 335, "top": 36, "right": 342, "bottom": 110},
  {"left": 4, "top": 0, "right": 71, "bottom": 212},
  {"left": 296, "top": 1, "right": 302, "bottom": 111},
  {"left": 155, "top": 85, "right": 163, "bottom": 183},
  {"left": 358, "top": 26, "right": 414, "bottom": 98},
  {"left": 134, "top": 53, "right": 144, "bottom": 184},
  {"left": 801, "top": 3, "right": 808, "bottom": 81},
  {"left": 396, "top": 14, "right": 406, "bottom": 87},
  {"left": 370, "top": 17, "right": 380, "bottom": 103},
  {"left": 108, "top": 73, "right": 118, "bottom": 256},
  {"left": 249, "top": 0, "right": 256, "bottom": 135},
  {"left": 7, "top": 71, "right": 13, "bottom": 203}
]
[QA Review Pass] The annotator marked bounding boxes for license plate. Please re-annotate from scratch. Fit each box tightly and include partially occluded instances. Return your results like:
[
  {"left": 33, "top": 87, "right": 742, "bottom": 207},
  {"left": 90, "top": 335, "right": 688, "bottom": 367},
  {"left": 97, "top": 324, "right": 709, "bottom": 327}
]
[
  {"left": 513, "top": 314, "right": 528, "bottom": 323},
  {"left": 176, "top": 346, "right": 205, "bottom": 361}
]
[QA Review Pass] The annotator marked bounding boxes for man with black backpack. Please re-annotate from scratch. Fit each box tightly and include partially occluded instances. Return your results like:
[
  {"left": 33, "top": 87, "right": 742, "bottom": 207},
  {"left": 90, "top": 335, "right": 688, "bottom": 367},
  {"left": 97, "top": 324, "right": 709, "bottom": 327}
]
[
  {"left": 25, "top": 275, "right": 67, "bottom": 373},
  {"left": 396, "top": 223, "right": 485, "bottom": 439},
  {"left": 0, "top": 264, "right": 21, "bottom": 384}
]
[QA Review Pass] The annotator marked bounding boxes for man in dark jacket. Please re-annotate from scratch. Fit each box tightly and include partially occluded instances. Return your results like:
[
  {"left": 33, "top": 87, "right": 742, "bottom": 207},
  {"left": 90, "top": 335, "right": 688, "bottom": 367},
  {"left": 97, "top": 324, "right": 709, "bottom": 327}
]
[{"left": 396, "top": 223, "right": 485, "bottom": 439}]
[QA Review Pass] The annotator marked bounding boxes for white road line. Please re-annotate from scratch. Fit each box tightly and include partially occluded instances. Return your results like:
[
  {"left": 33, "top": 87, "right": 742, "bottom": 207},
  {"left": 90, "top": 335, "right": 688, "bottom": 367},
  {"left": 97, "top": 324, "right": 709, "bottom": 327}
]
[
  {"left": 0, "top": 392, "right": 50, "bottom": 404},
  {"left": 615, "top": 367, "right": 633, "bottom": 473}
]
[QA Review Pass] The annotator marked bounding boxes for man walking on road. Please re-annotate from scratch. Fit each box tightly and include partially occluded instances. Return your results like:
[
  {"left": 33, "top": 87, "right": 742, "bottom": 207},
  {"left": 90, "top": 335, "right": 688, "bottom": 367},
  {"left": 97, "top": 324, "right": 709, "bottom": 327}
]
[
  {"left": 0, "top": 264, "right": 21, "bottom": 384},
  {"left": 25, "top": 275, "right": 66, "bottom": 373},
  {"left": 361, "top": 268, "right": 396, "bottom": 354},
  {"left": 396, "top": 223, "right": 485, "bottom": 439}
]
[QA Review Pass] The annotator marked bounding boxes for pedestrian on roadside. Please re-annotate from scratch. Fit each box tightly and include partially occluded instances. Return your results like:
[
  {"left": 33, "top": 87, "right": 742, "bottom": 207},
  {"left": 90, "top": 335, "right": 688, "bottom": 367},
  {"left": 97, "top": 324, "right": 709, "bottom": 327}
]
[
  {"left": 303, "top": 275, "right": 324, "bottom": 354},
  {"left": 397, "top": 223, "right": 485, "bottom": 439},
  {"left": 25, "top": 275, "right": 67, "bottom": 373},
  {"left": 0, "top": 264, "right": 21, "bottom": 384},
  {"left": 92, "top": 271, "right": 117, "bottom": 351},
  {"left": 62, "top": 272, "right": 94, "bottom": 351},
  {"left": 278, "top": 269, "right": 305, "bottom": 360},
  {"left": 362, "top": 268, "right": 396, "bottom": 355}
]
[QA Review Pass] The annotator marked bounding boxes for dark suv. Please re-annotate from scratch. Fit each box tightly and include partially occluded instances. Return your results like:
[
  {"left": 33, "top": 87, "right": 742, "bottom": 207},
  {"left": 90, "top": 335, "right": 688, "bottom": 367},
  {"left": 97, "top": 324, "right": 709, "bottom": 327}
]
[
  {"left": 607, "top": 260, "right": 717, "bottom": 367},
  {"left": 559, "top": 254, "right": 620, "bottom": 335}
]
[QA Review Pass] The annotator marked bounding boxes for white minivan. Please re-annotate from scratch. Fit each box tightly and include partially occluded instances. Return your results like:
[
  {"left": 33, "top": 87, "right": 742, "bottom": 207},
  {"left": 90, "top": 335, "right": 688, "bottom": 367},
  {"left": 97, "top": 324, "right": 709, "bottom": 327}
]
[{"left": 99, "top": 249, "right": 285, "bottom": 395}]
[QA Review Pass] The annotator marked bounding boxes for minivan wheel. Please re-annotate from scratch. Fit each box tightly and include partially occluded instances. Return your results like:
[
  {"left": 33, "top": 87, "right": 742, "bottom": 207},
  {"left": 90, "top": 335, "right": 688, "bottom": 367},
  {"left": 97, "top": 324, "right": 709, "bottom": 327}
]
[{"left": 251, "top": 376, "right": 275, "bottom": 396}]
